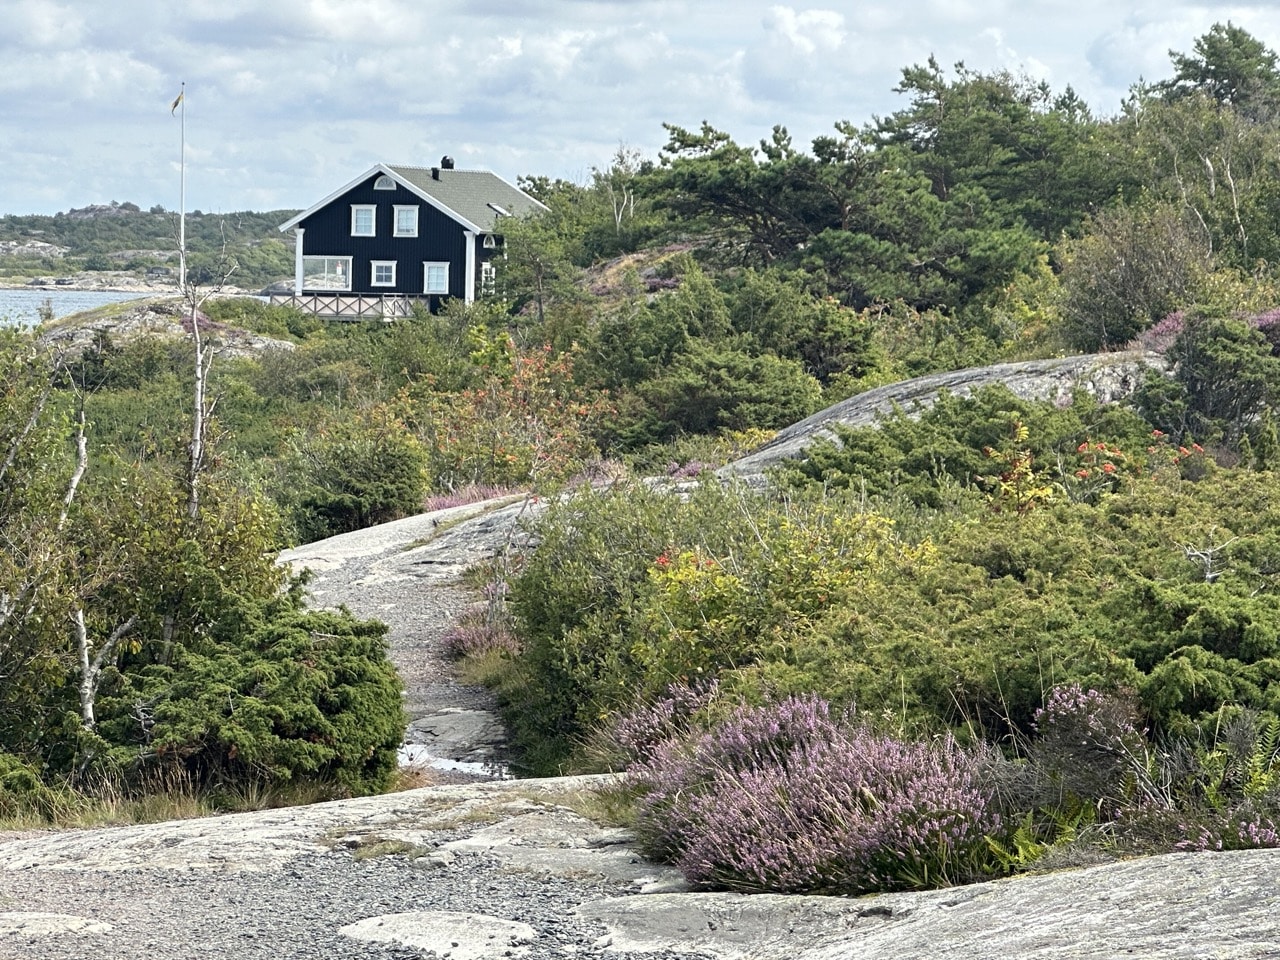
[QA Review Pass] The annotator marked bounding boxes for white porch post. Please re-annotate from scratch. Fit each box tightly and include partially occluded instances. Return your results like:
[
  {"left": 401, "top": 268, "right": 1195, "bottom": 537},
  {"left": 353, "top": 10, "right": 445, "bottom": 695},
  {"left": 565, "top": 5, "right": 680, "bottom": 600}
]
[
  {"left": 463, "top": 230, "right": 476, "bottom": 304},
  {"left": 293, "top": 227, "right": 305, "bottom": 293}
]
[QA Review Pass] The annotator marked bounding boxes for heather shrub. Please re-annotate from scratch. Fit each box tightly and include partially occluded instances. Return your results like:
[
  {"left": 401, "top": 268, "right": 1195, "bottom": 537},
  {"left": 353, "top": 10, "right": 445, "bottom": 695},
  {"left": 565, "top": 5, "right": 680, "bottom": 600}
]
[
  {"left": 440, "top": 618, "right": 522, "bottom": 660},
  {"left": 1031, "top": 684, "right": 1151, "bottom": 815},
  {"left": 424, "top": 484, "right": 520, "bottom": 511},
  {"left": 631, "top": 696, "right": 1002, "bottom": 894},
  {"left": 597, "top": 681, "right": 722, "bottom": 770}
]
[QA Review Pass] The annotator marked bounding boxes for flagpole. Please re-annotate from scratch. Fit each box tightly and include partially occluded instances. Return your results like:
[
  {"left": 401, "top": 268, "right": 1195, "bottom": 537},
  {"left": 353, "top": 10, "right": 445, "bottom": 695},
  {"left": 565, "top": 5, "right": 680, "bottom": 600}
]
[{"left": 178, "top": 81, "right": 186, "bottom": 291}]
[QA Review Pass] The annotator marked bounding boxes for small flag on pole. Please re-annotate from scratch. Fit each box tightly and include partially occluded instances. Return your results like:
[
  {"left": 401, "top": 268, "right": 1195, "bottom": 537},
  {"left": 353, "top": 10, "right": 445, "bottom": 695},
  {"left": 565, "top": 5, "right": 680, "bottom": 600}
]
[{"left": 170, "top": 88, "right": 184, "bottom": 116}]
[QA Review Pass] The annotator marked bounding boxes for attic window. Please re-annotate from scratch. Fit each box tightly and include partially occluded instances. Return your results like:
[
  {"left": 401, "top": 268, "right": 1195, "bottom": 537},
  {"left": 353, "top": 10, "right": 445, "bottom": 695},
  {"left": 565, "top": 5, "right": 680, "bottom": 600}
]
[
  {"left": 374, "top": 175, "right": 396, "bottom": 190},
  {"left": 483, "top": 234, "right": 497, "bottom": 249}
]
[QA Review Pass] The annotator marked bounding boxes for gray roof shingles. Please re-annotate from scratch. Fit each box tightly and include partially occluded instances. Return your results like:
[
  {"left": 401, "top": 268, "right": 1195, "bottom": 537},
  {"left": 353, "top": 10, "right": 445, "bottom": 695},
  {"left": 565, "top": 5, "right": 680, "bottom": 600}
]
[{"left": 387, "top": 166, "right": 543, "bottom": 232}]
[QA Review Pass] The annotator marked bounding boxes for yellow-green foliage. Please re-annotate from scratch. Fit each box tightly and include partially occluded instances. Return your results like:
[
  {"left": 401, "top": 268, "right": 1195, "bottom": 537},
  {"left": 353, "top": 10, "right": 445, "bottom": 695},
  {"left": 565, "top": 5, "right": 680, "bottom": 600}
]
[
  {"left": 503, "top": 455, "right": 1280, "bottom": 775},
  {"left": 505, "top": 482, "right": 935, "bottom": 771}
]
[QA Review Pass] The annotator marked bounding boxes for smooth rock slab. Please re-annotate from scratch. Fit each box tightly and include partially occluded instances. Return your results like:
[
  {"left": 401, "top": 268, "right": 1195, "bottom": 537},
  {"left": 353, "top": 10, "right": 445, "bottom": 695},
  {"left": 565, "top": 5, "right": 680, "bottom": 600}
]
[
  {"left": 339, "top": 910, "right": 535, "bottom": 959},
  {"left": 0, "top": 911, "right": 113, "bottom": 937},
  {"left": 406, "top": 707, "right": 508, "bottom": 763},
  {"left": 720, "top": 351, "right": 1166, "bottom": 481},
  {"left": 441, "top": 805, "right": 687, "bottom": 888},
  {"left": 579, "top": 847, "right": 1280, "bottom": 960}
]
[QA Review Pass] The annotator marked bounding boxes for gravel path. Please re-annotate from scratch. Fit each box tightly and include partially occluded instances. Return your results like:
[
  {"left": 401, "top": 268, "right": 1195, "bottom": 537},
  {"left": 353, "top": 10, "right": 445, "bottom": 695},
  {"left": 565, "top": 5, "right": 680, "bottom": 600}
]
[
  {"left": 279, "top": 497, "right": 537, "bottom": 768},
  {"left": 0, "top": 843, "right": 693, "bottom": 960},
  {"left": 1, "top": 499, "right": 714, "bottom": 960}
]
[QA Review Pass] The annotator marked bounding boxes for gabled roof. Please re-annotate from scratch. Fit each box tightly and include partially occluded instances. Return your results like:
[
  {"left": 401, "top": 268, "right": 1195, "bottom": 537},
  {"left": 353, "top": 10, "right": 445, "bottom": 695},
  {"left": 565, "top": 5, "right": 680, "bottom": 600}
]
[{"left": 278, "top": 163, "right": 547, "bottom": 234}]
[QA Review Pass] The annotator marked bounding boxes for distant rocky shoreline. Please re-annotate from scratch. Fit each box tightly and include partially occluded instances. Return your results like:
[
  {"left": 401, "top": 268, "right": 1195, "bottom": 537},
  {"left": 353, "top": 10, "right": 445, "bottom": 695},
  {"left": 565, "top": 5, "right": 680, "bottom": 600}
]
[{"left": 1, "top": 272, "right": 257, "bottom": 296}]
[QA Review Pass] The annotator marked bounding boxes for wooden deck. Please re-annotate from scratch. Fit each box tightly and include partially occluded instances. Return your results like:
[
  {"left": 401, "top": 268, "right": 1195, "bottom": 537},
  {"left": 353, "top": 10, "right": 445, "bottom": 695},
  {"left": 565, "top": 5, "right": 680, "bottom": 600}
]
[{"left": 269, "top": 293, "right": 419, "bottom": 320}]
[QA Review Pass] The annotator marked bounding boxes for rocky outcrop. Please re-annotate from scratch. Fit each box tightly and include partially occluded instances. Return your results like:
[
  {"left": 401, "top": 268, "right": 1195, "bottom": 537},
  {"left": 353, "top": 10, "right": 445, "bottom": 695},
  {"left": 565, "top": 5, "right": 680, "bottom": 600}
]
[
  {"left": 37, "top": 297, "right": 294, "bottom": 360},
  {"left": 721, "top": 351, "right": 1168, "bottom": 481},
  {"left": 2, "top": 773, "right": 1279, "bottom": 959},
  {"left": 0, "top": 239, "right": 69, "bottom": 258}
]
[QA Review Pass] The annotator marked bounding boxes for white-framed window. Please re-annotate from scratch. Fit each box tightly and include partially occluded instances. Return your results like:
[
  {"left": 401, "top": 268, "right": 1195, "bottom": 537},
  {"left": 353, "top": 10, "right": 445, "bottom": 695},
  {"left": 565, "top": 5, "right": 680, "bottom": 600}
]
[
  {"left": 423, "top": 261, "right": 449, "bottom": 295},
  {"left": 480, "top": 261, "right": 496, "bottom": 296},
  {"left": 393, "top": 205, "right": 419, "bottom": 237},
  {"left": 482, "top": 234, "right": 497, "bottom": 249},
  {"left": 351, "top": 204, "right": 376, "bottom": 237},
  {"left": 301, "top": 256, "right": 352, "bottom": 291},
  {"left": 371, "top": 260, "right": 397, "bottom": 287},
  {"left": 374, "top": 175, "right": 396, "bottom": 190}
]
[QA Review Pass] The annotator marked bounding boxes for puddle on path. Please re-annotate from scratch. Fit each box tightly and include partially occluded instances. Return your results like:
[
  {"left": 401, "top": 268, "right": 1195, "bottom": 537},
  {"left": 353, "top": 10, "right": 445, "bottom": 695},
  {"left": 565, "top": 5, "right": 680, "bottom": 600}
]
[{"left": 398, "top": 742, "right": 511, "bottom": 779}]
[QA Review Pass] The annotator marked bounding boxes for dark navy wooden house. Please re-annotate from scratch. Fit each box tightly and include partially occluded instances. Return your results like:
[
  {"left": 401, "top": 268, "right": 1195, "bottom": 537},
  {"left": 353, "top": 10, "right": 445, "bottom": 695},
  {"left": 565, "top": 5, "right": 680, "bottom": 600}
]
[{"left": 277, "top": 159, "right": 545, "bottom": 314}]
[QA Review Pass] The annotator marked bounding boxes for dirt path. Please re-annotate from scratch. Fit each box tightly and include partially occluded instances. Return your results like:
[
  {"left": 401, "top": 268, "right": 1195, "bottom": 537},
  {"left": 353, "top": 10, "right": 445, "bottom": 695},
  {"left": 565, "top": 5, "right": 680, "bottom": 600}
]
[{"left": 277, "top": 496, "right": 537, "bottom": 770}]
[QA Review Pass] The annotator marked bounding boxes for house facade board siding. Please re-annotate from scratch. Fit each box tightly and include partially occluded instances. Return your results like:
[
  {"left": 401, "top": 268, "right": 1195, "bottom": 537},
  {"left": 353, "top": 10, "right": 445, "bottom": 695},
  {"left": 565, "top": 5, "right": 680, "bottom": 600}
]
[{"left": 295, "top": 174, "right": 470, "bottom": 298}]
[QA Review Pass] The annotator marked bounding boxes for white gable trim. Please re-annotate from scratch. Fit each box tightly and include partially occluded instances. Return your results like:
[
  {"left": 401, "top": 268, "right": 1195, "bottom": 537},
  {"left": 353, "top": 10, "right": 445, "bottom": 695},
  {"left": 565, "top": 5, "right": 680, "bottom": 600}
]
[
  {"left": 277, "top": 163, "right": 484, "bottom": 233},
  {"left": 279, "top": 163, "right": 548, "bottom": 233},
  {"left": 278, "top": 164, "right": 383, "bottom": 232}
]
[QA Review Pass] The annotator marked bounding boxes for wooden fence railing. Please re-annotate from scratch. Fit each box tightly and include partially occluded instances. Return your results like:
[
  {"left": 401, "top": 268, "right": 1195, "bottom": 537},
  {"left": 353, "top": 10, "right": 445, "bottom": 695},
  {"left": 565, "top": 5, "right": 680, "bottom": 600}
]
[{"left": 269, "top": 294, "right": 419, "bottom": 320}]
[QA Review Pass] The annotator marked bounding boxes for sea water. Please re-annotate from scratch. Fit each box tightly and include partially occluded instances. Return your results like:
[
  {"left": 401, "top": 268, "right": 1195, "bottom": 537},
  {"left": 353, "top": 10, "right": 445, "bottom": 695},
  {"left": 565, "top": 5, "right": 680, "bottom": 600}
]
[{"left": 0, "top": 288, "right": 154, "bottom": 326}]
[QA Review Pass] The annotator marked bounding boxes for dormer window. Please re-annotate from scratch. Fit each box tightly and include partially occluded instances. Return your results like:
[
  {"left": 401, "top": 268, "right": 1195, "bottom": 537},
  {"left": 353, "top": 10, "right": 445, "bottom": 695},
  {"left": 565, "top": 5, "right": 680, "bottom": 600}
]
[{"left": 374, "top": 175, "right": 396, "bottom": 190}]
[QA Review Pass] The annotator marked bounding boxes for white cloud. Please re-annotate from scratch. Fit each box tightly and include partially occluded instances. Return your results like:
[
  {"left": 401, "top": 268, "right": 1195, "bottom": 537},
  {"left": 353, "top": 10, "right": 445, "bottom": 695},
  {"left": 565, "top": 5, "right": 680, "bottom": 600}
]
[
  {"left": 765, "top": 6, "right": 847, "bottom": 56},
  {"left": 7, "top": 0, "right": 87, "bottom": 49},
  {"left": 8, "top": 1, "right": 1280, "bottom": 214}
]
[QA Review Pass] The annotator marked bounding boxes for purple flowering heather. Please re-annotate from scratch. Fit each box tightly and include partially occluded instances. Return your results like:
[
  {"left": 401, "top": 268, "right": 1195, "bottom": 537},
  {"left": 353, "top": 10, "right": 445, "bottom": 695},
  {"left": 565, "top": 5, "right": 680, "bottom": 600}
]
[
  {"left": 631, "top": 695, "right": 1001, "bottom": 894},
  {"left": 1032, "top": 684, "right": 1148, "bottom": 813},
  {"left": 1175, "top": 810, "right": 1280, "bottom": 852},
  {"left": 1129, "top": 311, "right": 1185, "bottom": 354},
  {"left": 611, "top": 681, "right": 721, "bottom": 765},
  {"left": 439, "top": 620, "right": 522, "bottom": 660},
  {"left": 1250, "top": 308, "right": 1280, "bottom": 354},
  {"left": 666, "top": 460, "right": 712, "bottom": 480},
  {"left": 425, "top": 484, "right": 518, "bottom": 511}
]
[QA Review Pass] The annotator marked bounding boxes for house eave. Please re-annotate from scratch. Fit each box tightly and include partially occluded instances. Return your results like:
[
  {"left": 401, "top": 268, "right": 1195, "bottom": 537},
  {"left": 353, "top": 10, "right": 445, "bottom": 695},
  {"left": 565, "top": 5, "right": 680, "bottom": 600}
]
[{"left": 278, "top": 163, "right": 509, "bottom": 235}]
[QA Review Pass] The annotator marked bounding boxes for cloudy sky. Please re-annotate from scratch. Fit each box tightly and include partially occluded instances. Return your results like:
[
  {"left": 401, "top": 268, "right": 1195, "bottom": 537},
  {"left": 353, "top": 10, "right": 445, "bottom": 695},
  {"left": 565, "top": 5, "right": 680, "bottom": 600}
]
[{"left": 6, "top": 1, "right": 1280, "bottom": 217}]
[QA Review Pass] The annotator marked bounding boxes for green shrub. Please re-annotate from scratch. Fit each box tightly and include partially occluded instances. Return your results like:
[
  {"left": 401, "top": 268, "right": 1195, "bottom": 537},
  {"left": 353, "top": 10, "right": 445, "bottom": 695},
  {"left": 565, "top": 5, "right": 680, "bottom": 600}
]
[
  {"left": 773, "top": 385, "right": 1155, "bottom": 508},
  {"left": 0, "top": 753, "right": 71, "bottom": 821},
  {"left": 98, "top": 591, "right": 404, "bottom": 795},
  {"left": 286, "top": 402, "right": 429, "bottom": 541},
  {"left": 503, "top": 481, "right": 931, "bottom": 772}
]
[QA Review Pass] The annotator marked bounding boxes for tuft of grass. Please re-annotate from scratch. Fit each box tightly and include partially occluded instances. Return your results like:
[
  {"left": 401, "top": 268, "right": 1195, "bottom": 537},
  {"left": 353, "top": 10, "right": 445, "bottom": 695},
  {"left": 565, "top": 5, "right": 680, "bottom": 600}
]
[
  {"left": 350, "top": 837, "right": 433, "bottom": 861},
  {"left": 550, "top": 781, "right": 643, "bottom": 829},
  {"left": 425, "top": 484, "right": 522, "bottom": 512}
]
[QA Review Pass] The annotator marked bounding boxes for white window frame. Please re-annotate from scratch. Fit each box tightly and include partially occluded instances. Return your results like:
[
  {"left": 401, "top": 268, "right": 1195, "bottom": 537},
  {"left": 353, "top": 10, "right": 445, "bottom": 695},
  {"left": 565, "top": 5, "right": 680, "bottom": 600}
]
[
  {"left": 423, "top": 261, "right": 450, "bottom": 295},
  {"left": 301, "top": 256, "right": 353, "bottom": 291},
  {"left": 351, "top": 204, "right": 376, "bottom": 237},
  {"left": 374, "top": 175, "right": 397, "bottom": 190},
  {"left": 371, "top": 260, "right": 397, "bottom": 287},
  {"left": 483, "top": 234, "right": 497, "bottom": 249},
  {"left": 393, "top": 205, "right": 419, "bottom": 237},
  {"left": 480, "top": 261, "right": 496, "bottom": 296}
]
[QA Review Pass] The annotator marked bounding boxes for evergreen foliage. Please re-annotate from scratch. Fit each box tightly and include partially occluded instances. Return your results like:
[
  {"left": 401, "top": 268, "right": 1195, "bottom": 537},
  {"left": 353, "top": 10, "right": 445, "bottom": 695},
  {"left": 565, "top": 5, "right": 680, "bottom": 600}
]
[{"left": 11, "top": 21, "right": 1280, "bottom": 841}]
